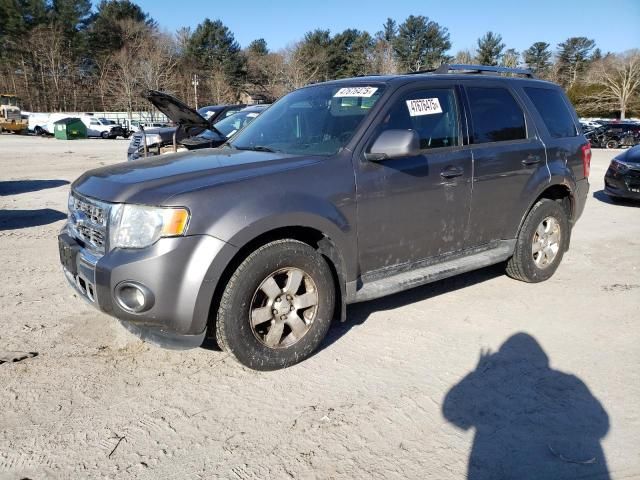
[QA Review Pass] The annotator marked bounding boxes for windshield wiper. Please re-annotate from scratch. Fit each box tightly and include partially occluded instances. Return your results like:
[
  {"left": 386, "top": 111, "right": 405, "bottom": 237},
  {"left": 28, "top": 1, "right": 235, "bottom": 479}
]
[{"left": 234, "top": 145, "right": 278, "bottom": 153}]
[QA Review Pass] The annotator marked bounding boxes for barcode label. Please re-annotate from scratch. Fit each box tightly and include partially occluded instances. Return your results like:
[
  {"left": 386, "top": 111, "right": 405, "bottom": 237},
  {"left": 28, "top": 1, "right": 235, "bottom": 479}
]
[
  {"left": 406, "top": 98, "right": 443, "bottom": 116},
  {"left": 334, "top": 87, "right": 378, "bottom": 98}
]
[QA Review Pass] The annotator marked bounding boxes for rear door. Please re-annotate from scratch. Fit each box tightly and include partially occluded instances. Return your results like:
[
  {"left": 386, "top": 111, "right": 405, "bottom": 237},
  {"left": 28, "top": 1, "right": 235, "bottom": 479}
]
[
  {"left": 461, "top": 81, "right": 548, "bottom": 246},
  {"left": 354, "top": 81, "right": 473, "bottom": 274},
  {"left": 519, "top": 85, "right": 586, "bottom": 187}
]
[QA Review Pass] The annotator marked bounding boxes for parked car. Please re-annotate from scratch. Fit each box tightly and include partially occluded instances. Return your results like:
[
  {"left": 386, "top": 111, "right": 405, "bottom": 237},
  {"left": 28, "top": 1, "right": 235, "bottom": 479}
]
[
  {"left": 59, "top": 64, "right": 590, "bottom": 370},
  {"left": 82, "top": 116, "right": 121, "bottom": 138},
  {"left": 580, "top": 120, "right": 602, "bottom": 130},
  {"left": 604, "top": 144, "right": 640, "bottom": 201},
  {"left": 28, "top": 112, "right": 52, "bottom": 135},
  {"left": 586, "top": 124, "right": 640, "bottom": 149},
  {"left": 180, "top": 104, "right": 270, "bottom": 151},
  {"left": 126, "top": 91, "right": 245, "bottom": 160}
]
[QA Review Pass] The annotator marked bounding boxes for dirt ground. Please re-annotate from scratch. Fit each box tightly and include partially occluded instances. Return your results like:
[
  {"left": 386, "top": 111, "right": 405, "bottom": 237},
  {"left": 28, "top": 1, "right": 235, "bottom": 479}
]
[{"left": 0, "top": 134, "right": 638, "bottom": 479}]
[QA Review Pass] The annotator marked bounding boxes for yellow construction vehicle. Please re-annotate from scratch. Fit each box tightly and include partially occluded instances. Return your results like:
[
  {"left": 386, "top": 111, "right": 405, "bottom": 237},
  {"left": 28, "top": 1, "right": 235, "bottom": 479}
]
[{"left": 0, "top": 94, "right": 28, "bottom": 133}]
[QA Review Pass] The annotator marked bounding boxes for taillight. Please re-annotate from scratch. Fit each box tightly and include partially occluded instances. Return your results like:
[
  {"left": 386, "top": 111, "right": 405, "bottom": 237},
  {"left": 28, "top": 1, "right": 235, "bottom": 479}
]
[{"left": 581, "top": 144, "right": 591, "bottom": 178}]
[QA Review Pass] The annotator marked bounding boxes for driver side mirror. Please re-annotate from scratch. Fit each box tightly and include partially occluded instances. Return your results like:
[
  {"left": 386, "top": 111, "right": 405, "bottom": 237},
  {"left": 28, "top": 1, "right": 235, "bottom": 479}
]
[{"left": 364, "top": 129, "right": 420, "bottom": 161}]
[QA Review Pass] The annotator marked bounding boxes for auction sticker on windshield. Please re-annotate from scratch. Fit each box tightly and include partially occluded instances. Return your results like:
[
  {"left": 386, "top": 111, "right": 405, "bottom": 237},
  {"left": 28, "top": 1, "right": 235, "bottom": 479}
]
[
  {"left": 406, "top": 98, "right": 442, "bottom": 116},
  {"left": 334, "top": 87, "right": 378, "bottom": 98}
]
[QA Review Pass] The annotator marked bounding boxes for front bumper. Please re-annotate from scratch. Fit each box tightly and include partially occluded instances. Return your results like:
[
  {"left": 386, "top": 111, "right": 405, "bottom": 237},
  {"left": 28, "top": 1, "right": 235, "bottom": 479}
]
[
  {"left": 59, "top": 226, "right": 237, "bottom": 349},
  {"left": 604, "top": 169, "right": 640, "bottom": 200}
]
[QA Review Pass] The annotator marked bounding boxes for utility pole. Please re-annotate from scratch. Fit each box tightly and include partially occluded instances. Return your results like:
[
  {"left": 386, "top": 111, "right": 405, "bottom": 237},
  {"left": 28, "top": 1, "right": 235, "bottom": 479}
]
[{"left": 192, "top": 74, "right": 199, "bottom": 109}]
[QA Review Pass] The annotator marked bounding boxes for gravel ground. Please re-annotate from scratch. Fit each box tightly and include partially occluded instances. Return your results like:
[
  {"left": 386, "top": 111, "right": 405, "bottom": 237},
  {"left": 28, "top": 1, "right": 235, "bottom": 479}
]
[{"left": 0, "top": 134, "right": 638, "bottom": 479}]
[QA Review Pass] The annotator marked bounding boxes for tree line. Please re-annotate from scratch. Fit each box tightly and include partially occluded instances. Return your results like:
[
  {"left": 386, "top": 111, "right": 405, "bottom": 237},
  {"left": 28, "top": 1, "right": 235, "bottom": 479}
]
[{"left": 1, "top": 0, "right": 638, "bottom": 118}]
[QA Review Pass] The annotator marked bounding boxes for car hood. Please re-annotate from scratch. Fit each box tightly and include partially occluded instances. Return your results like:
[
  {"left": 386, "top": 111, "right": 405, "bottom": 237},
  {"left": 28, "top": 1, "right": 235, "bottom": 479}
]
[
  {"left": 617, "top": 145, "right": 640, "bottom": 164},
  {"left": 73, "top": 149, "right": 322, "bottom": 205},
  {"left": 145, "top": 90, "right": 209, "bottom": 128}
]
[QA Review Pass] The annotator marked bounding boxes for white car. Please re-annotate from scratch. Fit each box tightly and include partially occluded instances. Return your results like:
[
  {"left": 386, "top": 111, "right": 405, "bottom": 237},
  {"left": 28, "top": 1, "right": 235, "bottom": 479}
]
[
  {"left": 82, "top": 116, "right": 117, "bottom": 138},
  {"left": 28, "top": 113, "right": 51, "bottom": 135}
]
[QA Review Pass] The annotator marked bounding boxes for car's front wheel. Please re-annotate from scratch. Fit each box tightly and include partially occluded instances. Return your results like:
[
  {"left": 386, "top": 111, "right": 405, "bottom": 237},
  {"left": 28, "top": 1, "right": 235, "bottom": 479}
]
[
  {"left": 215, "top": 239, "right": 335, "bottom": 370},
  {"left": 506, "top": 199, "right": 570, "bottom": 283}
]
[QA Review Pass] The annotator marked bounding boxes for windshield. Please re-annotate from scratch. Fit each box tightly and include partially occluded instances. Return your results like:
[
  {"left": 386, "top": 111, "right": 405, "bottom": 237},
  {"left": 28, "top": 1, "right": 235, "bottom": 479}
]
[
  {"left": 197, "top": 106, "right": 222, "bottom": 120},
  {"left": 229, "top": 84, "right": 385, "bottom": 156},
  {"left": 198, "top": 110, "right": 264, "bottom": 140},
  {"left": 1, "top": 95, "right": 18, "bottom": 107}
]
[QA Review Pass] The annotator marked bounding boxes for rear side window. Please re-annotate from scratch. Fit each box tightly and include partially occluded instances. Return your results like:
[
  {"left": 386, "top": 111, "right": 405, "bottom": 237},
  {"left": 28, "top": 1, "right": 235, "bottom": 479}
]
[
  {"left": 524, "top": 87, "right": 577, "bottom": 138},
  {"left": 467, "top": 87, "right": 526, "bottom": 144},
  {"left": 380, "top": 88, "right": 460, "bottom": 149}
]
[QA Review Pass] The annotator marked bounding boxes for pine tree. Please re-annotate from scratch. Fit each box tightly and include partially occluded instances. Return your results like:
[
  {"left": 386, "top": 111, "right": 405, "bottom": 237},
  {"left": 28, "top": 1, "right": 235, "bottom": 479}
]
[
  {"left": 476, "top": 31, "right": 505, "bottom": 66},
  {"left": 556, "top": 36, "right": 595, "bottom": 87},
  {"left": 392, "top": 15, "right": 451, "bottom": 72},
  {"left": 328, "top": 29, "right": 374, "bottom": 78},
  {"left": 523, "top": 42, "right": 552, "bottom": 75},
  {"left": 186, "top": 18, "right": 245, "bottom": 86}
]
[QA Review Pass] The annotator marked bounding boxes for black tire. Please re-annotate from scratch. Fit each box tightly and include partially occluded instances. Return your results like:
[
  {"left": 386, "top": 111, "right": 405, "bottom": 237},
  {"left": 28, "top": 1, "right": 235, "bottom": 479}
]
[
  {"left": 101, "top": 131, "right": 109, "bottom": 139},
  {"left": 215, "top": 239, "right": 335, "bottom": 370},
  {"left": 35, "top": 126, "right": 44, "bottom": 136},
  {"left": 605, "top": 139, "right": 618, "bottom": 149},
  {"left": 506, "top": 199, "right": 570, "bottom": 283}
]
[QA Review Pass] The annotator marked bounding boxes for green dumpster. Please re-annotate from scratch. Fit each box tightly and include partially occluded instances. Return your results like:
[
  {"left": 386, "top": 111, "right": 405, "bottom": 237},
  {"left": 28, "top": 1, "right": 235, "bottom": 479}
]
[{"left": 53, "top": 117, "right": 87, "bottom": 140}]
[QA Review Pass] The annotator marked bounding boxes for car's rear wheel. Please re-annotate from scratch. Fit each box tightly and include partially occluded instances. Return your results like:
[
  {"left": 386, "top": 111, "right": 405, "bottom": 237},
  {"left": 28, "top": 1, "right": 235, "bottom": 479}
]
[
  {"left": 101, "top": 131, "right": 109, "bottom": 139},
  {"left": 215, "top": 239, "right": 335, "bottom": 370},
  {"left": 605, "top": 139, "right": 619, "bottom": 149},
  {"left": 506, "top": 199, "right": 569, "bottom": 283}
]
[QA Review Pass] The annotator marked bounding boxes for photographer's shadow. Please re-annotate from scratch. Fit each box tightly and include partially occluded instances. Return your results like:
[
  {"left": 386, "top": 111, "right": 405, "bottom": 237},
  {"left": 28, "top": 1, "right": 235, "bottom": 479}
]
[{"left": 443, "top": 333, "right": 610, "bottom": 480}]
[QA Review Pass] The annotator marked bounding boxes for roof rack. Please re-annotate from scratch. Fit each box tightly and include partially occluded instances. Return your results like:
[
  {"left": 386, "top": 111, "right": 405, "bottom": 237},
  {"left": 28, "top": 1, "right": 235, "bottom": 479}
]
[{"left": 409, "top": 64, "right": 536, "bottom": 79}]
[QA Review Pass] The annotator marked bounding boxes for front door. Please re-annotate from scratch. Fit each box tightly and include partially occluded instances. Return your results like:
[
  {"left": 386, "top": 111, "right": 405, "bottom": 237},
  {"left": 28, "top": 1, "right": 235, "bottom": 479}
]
[{"left": 353, "top": 83, "right": 473, "bottom": 275}]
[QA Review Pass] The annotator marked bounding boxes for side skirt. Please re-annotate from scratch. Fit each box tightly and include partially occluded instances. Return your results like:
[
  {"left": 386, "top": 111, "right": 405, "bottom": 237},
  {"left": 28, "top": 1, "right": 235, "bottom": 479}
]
[{"left": 347, "top": 240, "right": 515, "bottom": 304}]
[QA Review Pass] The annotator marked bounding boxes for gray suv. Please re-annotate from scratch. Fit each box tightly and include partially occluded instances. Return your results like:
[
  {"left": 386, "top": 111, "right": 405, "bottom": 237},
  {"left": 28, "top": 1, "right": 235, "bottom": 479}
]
[{"left": 58, "top": 64, "right": 590, "bottom": 370}]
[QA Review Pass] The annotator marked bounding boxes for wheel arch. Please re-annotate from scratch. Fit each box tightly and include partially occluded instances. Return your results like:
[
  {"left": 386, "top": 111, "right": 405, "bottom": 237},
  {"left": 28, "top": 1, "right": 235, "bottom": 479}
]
[
  {"left": 516, "top": 182, "right": 575, "bottom": 249},
  {"left": 203, "top": 225, "right": 348, "bottom": 343}
]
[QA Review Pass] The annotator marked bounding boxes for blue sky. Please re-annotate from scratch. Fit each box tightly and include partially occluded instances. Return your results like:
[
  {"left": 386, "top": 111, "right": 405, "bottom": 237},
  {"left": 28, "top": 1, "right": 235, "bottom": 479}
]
[{"left": 125, "top": 0, "right": 639, "bottom": 54}]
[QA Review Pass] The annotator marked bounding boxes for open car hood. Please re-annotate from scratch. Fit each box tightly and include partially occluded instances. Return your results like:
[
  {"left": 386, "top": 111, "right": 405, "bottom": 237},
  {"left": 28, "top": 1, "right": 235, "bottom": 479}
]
[{"left": 144, "top": 90, "right": 209, "bottom": 129}]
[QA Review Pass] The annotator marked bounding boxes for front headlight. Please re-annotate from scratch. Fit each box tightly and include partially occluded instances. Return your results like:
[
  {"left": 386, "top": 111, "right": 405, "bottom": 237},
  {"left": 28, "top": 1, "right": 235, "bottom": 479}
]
[
  {"left": 109, "top": 204, "right": 190, "bottom": 249},
  {"left": 610, "top": 159, "right": 630, "bottom": 174}
]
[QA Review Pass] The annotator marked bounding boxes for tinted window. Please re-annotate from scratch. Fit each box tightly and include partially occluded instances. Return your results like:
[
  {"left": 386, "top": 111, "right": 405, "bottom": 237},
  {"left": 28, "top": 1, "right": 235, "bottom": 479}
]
[
  {"left": 230, "top": 84, "right": 385, "bottom": 156},
  {"left": 467, "top": 87, "right": 526, "bottom": 143},
  {"left": 524, "top": 87, "right": 577, "bottom": 138},
  {"left": 379, "top": 88, "right": 459, "bottom": 149}
]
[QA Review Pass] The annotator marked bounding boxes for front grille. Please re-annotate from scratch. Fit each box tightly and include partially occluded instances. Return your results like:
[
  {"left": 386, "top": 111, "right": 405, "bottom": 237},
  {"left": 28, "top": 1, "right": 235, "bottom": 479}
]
[
  {"left": 626, "top": 168, "right": 640, "bottom": 179},
  {"left": 76, "top": 224, "right": 106, "bottom": 249},
  {"left": 68, "top": 193, "right": 110, "bottom": 255},
  {"left": 131, "top": 133, "right": 142, "bottom": 148}
]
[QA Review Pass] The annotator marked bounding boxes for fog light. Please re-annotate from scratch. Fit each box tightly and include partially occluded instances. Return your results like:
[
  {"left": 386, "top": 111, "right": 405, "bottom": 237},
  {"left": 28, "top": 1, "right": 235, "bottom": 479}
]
[{"left": 115, "top": 282, "right": 154, "bottom": 313}]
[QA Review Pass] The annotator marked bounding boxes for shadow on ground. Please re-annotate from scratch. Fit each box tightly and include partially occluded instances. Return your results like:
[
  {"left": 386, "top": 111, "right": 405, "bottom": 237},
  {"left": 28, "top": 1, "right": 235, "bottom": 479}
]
[
  {"left": 593, "top": 189, "right": 639, "bottom": 207},
  {"left": 319, "top": 263, "right": 505, "bottom": 352},
  {"left": 443, "top": 333, "right": 610, "bottom": 480},
  {"left": 0, "top": 179, "right": 69, "bottom": 196},
  {"left": 0, "top": 209, "right": 67, "bottom": 230}
]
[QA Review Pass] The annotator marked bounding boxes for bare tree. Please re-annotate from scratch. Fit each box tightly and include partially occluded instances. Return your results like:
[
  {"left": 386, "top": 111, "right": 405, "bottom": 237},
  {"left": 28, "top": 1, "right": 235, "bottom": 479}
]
[
  {"left": 371, "top": 38, "right": 398, "bottom": 74},
  {"left": 138, "top": 32, "right": 179, "bottom": 92},
  {"left": 454, "top": 49, "right": 475, "bottom": 64},
  {"left": 95, "top": 55, "right": 114, "bottom": 112},
  {"left": 280, "top": 43, "right": 320, "bottom": 91},
  {"left": 587, "top": 50, "right": 640, "bottom": 119},
  {"left": 209, "top": 71, "right": 235, "bottom": 104},
  {"left": 27, "top": 24, "right": 72, "bottom": 111},
  {"left": 107, "top": 19, "right": 152, "bottom": 117}
]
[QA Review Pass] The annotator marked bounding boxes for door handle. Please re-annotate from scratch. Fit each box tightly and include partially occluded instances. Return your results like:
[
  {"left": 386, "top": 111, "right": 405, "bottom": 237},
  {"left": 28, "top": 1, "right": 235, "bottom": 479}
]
[
  {"left": 440, "top": 166, "right": 464, "bottom": 179},
  {"left": 522, "top": 154, "right": 541, "bottom": 166}
]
